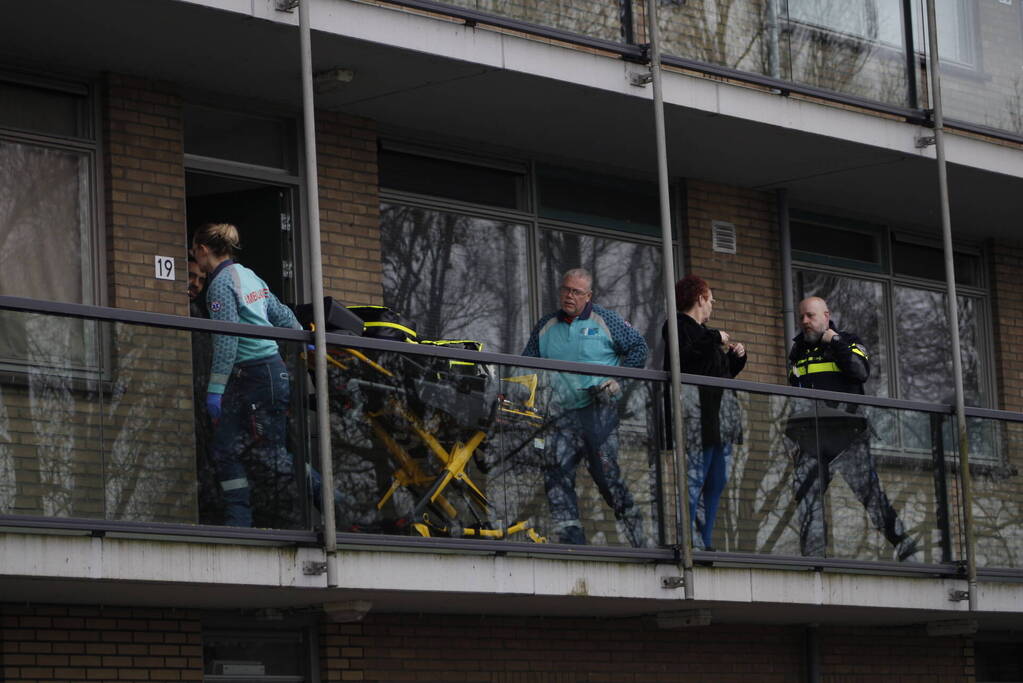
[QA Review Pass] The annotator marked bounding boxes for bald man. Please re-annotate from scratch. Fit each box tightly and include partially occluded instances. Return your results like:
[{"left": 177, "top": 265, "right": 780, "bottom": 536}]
[{"left": 787, "top": 296, "right": 918, "bottom": 561}]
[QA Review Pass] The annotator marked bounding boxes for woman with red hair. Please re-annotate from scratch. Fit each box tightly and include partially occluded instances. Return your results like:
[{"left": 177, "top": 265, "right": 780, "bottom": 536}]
[{"left": 662, "top": 275, "right": 747, "bottom": 551}]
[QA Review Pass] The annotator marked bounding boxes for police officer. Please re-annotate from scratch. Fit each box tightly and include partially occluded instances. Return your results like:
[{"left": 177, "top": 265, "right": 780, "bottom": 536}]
[
  {"left": 523, "top": 268, "right": 648, "bottom": 547},
  {"left": 787, "top": 296, "right": 918, "bottom": 561}
]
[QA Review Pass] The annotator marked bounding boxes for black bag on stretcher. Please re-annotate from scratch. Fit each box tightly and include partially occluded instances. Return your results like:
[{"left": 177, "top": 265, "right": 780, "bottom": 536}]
[{"left": 291, "top": 297, "right": 365, "bottom": 335}]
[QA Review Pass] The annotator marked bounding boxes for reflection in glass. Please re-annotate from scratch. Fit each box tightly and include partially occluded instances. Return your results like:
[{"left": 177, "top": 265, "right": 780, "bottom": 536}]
[
  {"left": 794, "top": 270, "right": 890, "bottom": 397},
  {"left": 649, "top": 0, "right": 911, "bottom": 106},
  {"left": 0, "top": 312, "right": 316, "bottom": 529},
  {"left": 894, "top": 286, "right": 983, "bottom": 405},
  {"left": 436, "top": 0, "right": 628, "bottom": 42},
  {"left": 821, "top": 404, "right": 951, "bottom": 563},
  {"left": 0, "top": 140, "right": 97, "bottom": 372},
  {"left": 323, "top": 339, "right": 660, "bottom": 547},
  {"left": 380, "top": 203, "right": 531, "bottom": 354},
  {"left": 538, "top": 229, "right": 665, "bottom": 365},
  {"left": 966, "top": 418, "right": 1022, "bottom": 569}
]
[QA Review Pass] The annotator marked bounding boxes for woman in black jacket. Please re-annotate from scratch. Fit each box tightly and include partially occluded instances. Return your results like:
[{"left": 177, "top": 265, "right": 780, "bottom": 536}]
[{"left": 662, "top": 275, "right": 746, "bottom": 550}]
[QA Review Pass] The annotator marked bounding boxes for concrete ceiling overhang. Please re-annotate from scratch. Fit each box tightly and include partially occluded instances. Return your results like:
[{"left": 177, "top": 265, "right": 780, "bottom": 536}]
[
  {"left": 1, "top": 574, "right": 1021, "bottom": 631},
  {"left": 2, "top": 0, "right": 1021, "bottom": 240}
]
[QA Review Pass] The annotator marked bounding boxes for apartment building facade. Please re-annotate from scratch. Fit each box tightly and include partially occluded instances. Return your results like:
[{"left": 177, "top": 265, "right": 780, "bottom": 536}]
[{"left": 1, "top": 0, "right": 1022, "bottom": 680}]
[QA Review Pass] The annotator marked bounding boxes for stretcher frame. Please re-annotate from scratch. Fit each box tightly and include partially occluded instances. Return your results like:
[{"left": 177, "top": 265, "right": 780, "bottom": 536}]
[{"left": 324, "top": 345, "right": 548, "bottom": 543}]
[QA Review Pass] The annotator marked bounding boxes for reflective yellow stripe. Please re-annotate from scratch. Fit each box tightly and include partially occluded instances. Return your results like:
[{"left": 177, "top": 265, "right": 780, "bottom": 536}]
[
  {"left": 794, "top": 361, "right": 840, "bottom": 376},
  {"left": 363, "top": 321, "right": 417, "bottom": 338},
  {"left": 851, "top": 345, "right": 868, "bottom": 359}
]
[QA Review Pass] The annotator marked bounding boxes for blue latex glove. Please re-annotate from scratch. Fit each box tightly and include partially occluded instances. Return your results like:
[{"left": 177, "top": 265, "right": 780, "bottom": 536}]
[{"left": 206, "top": 392, "right": 223, "bottom": 421}]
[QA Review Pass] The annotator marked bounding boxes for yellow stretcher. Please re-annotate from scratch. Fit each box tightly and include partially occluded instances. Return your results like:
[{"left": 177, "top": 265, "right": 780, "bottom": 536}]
[{"left": 324, "top": 345, "right": 547, "bottom": 543}]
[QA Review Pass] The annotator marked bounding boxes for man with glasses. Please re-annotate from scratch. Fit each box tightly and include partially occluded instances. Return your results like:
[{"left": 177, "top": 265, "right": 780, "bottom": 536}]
[{"left": 523, "top": 268, "right": 649, "bottom": 546}]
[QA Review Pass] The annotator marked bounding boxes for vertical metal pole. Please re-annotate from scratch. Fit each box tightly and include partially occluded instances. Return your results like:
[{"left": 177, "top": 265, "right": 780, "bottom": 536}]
[
  {"left": 778, "top": 189, "right": 795, "bottom": 346},
  {"left": 924, "top": 0, "right": 975, "bottom": 610},
  {"left": 299, "top": 0, "right": 340, "bottom": 588},
  {"left": 901, "top": 0, "right": 918, "bottom": 109},
  {"left": 646, "top": 0, "right": 694, "bottom": 599},
  {"left": 765, "top": 0, "right": 781, "bottom": 80}
]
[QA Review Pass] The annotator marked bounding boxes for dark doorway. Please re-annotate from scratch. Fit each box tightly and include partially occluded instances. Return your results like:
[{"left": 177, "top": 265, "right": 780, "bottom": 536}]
[
  {"left": 185, "top": 171, "right": 310, "bottom": 529},
  {"left": 185, "top": 173, "right": 296, "bottom": 301}
]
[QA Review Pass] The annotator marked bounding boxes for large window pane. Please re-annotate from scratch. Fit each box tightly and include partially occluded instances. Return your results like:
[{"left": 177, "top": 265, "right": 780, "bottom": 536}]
[
  {"left": 0, "top": 81, "right": 86, "bottom": 138},
  {"left": 380, "top": 203, "right": 531, "bottom": 354},
  {"left": 538, "top": 229, "right": 665, "bottom": 360},
  {"left": 893, "top": 287, "right": 983, "bottom": 406},
  {"left": 929, "top": 0, "right": 1023, "bottom": 136},
  {"left": 0, "top": 139, "right": 97, "bottom": 371},
  {"left": 649, "top": 0, "right": 912, "bottom": 107}
]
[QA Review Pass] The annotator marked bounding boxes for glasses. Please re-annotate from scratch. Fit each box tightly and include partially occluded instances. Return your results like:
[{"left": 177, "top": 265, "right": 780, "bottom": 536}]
[{"left": 559, "top": 286, "right": 591, "bottom": 298}]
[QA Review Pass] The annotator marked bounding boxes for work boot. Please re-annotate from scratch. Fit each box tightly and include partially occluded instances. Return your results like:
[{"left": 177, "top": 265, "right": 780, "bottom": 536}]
[
  {"left": 556, "top": 523, "right": 586, "bottom": 545},
  {"left": 895, "top": 534, "right": 919, "bottom": 562},
  {"left": 618, "top": 506, "right": 648, "bottom": 548}
]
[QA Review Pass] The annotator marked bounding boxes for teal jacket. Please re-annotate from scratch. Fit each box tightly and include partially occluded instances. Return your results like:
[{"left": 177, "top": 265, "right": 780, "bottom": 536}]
[
  {"left": 522, "top": 302, "right": 648, "bottom": 409},
  {"left": 205, "top": 260, "right": 301, "bottom": 394}
]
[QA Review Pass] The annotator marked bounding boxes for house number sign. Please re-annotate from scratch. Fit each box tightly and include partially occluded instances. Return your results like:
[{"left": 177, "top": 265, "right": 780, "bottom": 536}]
[{"left": 155, "top": 255, "right": 176, "bottom": 281}]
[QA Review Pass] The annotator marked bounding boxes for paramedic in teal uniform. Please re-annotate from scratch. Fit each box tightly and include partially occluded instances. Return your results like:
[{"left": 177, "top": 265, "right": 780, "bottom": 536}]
[
  {"left": 523, "top": 268, "right": 649, "bottom": 547},
  {"left": 192, "top": 222, "right": 303, "bottom": 527}
]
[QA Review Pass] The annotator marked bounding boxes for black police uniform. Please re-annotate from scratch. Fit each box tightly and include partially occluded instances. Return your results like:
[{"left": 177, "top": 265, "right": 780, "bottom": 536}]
[{"left": 787, "top": 323, "right": 915, "bottom": 560}]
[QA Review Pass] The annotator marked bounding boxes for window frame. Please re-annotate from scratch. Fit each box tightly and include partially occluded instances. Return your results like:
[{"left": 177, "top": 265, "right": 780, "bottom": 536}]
[
  {"left": 790, "top": 215, "right": 998, "bottom": 464},
  {"left": 783, "top": 0, "right": 979, "bottom": 69},
  {"left": 0, "top": 71, "right": 106, "bottom": 380}
]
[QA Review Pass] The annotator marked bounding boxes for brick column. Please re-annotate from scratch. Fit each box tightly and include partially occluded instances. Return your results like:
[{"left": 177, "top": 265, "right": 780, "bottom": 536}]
[
  {"left": 100, "top": 74, "right": 195, "bottom": 523},
  {"left": 315, "top": 111, "right": 382, "bottom": 306}
]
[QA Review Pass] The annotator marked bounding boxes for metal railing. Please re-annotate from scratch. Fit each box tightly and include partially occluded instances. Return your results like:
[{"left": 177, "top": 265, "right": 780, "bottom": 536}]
[
  {"left": 369, "top": 0, "right": 1023, "bottom": 144},
  {"left": 2, "top": 295, "right": 1021, "bottom": 578}
]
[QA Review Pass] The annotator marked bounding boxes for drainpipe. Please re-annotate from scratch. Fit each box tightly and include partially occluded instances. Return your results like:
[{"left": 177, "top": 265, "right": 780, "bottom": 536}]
[
  {"left": 778, "top": 189, "right": 795, "bottom": 346},
  {"left": 299, "top": 0, "right": 340, "bottom": 588},
  {"left": 646, "top": 0, "right": 695, "bottom": 599},
  {"left": 923, "top": 0, "right": 976, "bottom": 610}
]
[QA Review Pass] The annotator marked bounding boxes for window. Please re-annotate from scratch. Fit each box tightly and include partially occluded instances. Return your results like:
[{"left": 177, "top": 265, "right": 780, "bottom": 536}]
[
  {"left": 792, "top": 215, "right": 994, "bottom": 459},
  {"left": 786, "top": 0, "right": 975, "bottom": 65},
  {"left": 184, "top": 104, "right": 296, "bottom": 171},
  {"left": 0, "top": 75, "right": 100, "bottom": 375},
  {"left": 379, "top": 203, "right": 531, "bottom": 353},
  {"left": 378, "top": 148, "right": 668, "bottom": 355}
]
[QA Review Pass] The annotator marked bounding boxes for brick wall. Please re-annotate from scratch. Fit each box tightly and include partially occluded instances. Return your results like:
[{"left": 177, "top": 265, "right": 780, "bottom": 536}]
[
  {"left": 975, "top": 239, "right": 1023, "bottom": 568},
  {"left": 320, "top": 614, "right": 805, "bottom": 681},
  {"left": 681, "top": 181, "right": 792, "bottom": 553},
  {"left": 104, "top": 74, "right": 188, "bottom": 317},
  {"left": 683, "top": 180, "right": 785, "bottom": 385},
  {"left": 101, "top": 73, "right": 196, "bottom": 524},
  {"left": 0, "top": 604, "right": 202, "bottom": 683},
  {"left": 0, "top": 75, "right": 196, "bottom": 524},
  {"left": 819, "top": 626, "right": 973, "bottom": 682},
  {"left": 319, "top": 614, "right": 976, "bottom": 682},
  {"left": 316, "top": 111, "right": 383, "bottom": 306}
]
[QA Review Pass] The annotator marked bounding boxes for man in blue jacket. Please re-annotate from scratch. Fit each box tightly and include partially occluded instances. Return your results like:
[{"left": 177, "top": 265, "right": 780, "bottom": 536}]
[{"left": 523, "top": 268, "right": 649, "bottom": 546}]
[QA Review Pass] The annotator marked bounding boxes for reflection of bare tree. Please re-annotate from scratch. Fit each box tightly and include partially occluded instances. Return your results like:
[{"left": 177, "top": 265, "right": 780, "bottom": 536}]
[
  {"left": 381, "top": 204, "right": 530, "bottom": 353},
  {"left": 466, "top": 0, "right": 624, "bottom": 42},
  {"left": 1007, "top": 77, "right": 1023, "bottom": 136},
  {"left": 653, "top": 0, "right": 770, "bottom": 73},
  {"left": 796, "top": 271, "right": 890, "bottom": 396},
  {"left": 104, "top": 324, "right": 196, "bottom": 522},
  {"left": 788, "top": 1, "right": 878, "bottom": 93}
]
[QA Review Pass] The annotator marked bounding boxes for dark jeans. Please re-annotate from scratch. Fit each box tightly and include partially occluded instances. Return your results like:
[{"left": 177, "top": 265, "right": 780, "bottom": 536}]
[
  {"left": 793, "top": 431, "right": 906, "bottom": 557},
  {"left": 689, "top": 443, "right": 731, "bottom": 550},
  {"left": 211, "top": 354, "right": 294, "bottom": 527},
  {"left": 544, "top": 401, "right": 645, "bottom": 546}
]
